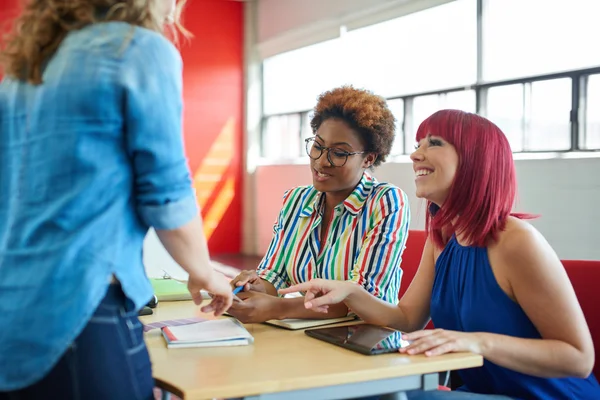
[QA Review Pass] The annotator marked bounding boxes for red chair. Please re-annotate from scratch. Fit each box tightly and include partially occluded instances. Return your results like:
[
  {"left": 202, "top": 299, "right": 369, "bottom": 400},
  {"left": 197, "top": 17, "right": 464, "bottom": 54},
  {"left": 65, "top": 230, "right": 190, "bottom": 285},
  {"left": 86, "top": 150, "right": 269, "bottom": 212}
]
[
  {"left": 400, "top": 230, "right": 434, "bottom": 330},
  {"left": 399, "top": 230, "right": 427, "bottom": 298},
  {"left": 562, "top": 260, "right": 600, "bottom": 379},
  {"left": 400, "top": 231, "right": 451, "bottom": 389}
]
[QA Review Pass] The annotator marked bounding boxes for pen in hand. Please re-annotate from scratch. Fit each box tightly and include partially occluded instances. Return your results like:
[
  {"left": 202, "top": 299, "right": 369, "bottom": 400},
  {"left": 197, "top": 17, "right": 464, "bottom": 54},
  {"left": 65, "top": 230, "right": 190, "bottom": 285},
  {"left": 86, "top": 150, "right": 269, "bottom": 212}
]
[
  {"left": 231, "top": 285, "right": 245, "bottom": 303},
  {"left": 232, "top": 286, "right": 244, "bottom": 295}
]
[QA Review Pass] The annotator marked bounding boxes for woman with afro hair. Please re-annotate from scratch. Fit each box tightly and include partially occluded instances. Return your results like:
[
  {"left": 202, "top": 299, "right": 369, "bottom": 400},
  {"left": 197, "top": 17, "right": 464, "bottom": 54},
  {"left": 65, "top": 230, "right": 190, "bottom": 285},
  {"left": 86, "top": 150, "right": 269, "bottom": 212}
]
[{"left": 228, "top": 86, "right": 411, "bottom": 324}]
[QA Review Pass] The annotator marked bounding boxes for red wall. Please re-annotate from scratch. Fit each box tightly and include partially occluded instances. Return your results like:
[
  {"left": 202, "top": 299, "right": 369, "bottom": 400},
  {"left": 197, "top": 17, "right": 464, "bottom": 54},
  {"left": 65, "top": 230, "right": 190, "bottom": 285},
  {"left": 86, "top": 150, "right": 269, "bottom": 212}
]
[
  {"left": 0, "top": 0, "right": 244, "bottom": 254},
  {"left": 179, "top": 0, "right": 243, "bottom": 254},
  {"left": 0, "top": 0, "right": 20, "bottom": 53}
]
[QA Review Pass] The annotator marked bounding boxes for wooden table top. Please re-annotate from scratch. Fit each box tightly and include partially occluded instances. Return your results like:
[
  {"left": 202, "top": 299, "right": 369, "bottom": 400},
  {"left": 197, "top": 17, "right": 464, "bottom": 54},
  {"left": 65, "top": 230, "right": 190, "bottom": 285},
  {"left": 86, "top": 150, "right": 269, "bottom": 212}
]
[{"left": 142, "top": 301, "right": 483, "bottom": 399}]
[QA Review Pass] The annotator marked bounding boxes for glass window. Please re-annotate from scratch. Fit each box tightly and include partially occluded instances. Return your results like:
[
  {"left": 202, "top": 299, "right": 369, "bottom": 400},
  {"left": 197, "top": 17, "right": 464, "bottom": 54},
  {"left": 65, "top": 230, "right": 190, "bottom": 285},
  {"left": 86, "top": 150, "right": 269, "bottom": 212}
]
[
  {"left": 300, "top": 112, "right": 314, "bottom": 142},
  {"left": 387, "top": 98, "right": 405, "bottom": 155},
  {"left": 261, "top": 114, "right": 302, "bottom": 159},
  {"left": 262, "top": 39, "right": 345, "bottom": 116},
  {"left": 445, "top": 91, "right": 476, "bottom": 113},
  {"left": 583, "top": 75, "right": 600, "bottom": 150},
  {"left": 343, "top": 0, "right": 476, "bottom": 97},
  {"left": 262, "top": 0, "right": 476, "bottom": 117},
  {"left": 483, "top": 0, "right": 600, "bottom": 81},
  {"left": 486, "top": 80, "right": 572, "bottom": 152},
  {"left": 527, "top": 78, "right": 571, "bottom": 151},
  {"left": 413, "top": 94, "right": 443, "bottom": 137},
  {"left": 485, "top": 84, "right": 525, "bottom": 152},
  {"left": 410, "top": 90, "right": 476, "bottom": 143}
]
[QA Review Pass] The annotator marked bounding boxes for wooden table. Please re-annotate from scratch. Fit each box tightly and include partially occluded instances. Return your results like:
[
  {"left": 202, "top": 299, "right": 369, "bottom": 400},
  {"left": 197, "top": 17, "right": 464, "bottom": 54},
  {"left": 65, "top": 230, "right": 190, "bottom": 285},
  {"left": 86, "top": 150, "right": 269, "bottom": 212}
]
[{"left": 142, "top": 301, "right": 482, "bottom": 400}]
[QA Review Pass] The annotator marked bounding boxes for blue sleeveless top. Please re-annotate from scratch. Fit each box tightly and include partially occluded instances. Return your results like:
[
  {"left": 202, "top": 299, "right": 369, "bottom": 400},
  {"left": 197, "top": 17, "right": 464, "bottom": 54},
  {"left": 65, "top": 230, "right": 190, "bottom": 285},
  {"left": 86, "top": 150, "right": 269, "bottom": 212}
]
[{"left": 430, "top": 236, "right": 600, "bottom": 399}]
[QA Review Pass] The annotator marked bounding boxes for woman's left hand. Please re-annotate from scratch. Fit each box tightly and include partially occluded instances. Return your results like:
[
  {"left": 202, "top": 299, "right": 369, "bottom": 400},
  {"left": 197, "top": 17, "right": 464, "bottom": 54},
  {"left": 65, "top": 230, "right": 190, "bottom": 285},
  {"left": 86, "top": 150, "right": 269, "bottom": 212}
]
[
  {"left": 226, "top": 291, "right": 281, "bottom": 324},
  {"left": 399, "top": 329, "right": 485, "bottom": 357}
]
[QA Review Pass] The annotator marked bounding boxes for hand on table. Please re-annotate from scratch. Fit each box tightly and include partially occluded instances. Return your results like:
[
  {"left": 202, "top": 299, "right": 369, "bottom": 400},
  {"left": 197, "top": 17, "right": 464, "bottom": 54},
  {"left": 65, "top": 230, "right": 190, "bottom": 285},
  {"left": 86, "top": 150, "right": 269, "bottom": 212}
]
[{"left": 399, "top": 329, "right": 484, "bottom": 357}]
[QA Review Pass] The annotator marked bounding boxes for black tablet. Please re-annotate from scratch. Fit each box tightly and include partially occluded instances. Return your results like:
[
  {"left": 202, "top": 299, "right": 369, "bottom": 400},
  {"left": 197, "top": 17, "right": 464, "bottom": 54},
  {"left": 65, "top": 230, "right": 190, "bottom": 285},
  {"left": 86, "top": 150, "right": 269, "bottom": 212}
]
[{"left": 305, "top": 324, "right": 410, "bottom": 355}]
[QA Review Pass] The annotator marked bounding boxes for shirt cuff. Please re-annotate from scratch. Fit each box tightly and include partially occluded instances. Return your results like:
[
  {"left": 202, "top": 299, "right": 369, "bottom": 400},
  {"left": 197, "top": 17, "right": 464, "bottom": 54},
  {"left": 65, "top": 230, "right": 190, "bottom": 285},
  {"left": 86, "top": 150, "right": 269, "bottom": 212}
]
[
  {"left": 257, "top": 269, "right": 287, "bottom": 293},
  {"left": 138, "top": 195, "right": 198, "bottom": 230},
  {"left": 350, "top": 275, "right": 384, "bottom": 299}
]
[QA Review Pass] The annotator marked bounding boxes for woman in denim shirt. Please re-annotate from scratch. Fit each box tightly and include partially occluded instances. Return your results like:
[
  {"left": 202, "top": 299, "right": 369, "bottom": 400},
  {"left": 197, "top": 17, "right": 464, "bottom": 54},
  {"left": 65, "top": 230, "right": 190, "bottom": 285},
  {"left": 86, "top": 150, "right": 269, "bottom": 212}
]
[{"left": 0, "top": 1, "right": 233, "bottom": 399}]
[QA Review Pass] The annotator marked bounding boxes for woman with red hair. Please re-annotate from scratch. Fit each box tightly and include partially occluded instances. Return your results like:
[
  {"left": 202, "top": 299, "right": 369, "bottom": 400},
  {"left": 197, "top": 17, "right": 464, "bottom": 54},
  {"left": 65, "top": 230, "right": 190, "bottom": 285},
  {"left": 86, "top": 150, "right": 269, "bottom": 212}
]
[{"left": 281, "top": 110, "right": 600, "bottom": 399}]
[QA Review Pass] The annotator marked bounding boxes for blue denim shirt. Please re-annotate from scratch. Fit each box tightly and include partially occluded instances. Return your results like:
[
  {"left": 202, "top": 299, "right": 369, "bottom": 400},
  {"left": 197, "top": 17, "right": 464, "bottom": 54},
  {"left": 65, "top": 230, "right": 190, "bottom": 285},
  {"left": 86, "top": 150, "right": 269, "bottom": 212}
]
[{"left": 0, "top": 22, "right": 198, "bottom": 390}]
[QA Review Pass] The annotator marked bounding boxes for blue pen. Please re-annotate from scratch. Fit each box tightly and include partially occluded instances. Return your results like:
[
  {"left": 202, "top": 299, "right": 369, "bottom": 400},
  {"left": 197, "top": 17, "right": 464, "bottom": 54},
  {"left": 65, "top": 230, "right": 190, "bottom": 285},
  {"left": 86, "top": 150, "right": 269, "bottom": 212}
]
[{"left": 232, "top": 286, "right": 244, "bottom": 295}]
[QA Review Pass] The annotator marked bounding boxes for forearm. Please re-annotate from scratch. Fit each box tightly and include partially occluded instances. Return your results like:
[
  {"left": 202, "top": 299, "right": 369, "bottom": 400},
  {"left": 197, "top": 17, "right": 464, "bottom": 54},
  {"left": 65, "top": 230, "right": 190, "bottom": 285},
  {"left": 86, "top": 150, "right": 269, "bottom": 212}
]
[
  {"left": 344, "top": 284, "right": 412, "bottom": 330},
  {"left": 479, "top": 332, "right": 591, "bottom": 378},
  {"left": 155, "top": 217, "right": 214, "bottom": 282},
  {"left": 277, "top": 297, "right": 348, "bottom": 320},
  {"left": 260, "top": 278, "right": 278, "bottom": 296}
]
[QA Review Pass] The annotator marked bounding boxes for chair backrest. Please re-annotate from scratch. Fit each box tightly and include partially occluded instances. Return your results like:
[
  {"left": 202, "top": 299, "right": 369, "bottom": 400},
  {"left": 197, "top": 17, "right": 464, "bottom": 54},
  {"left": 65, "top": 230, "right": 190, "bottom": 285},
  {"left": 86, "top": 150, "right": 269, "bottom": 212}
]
[
  {"left": 562, "top": 260, "right": 600, "bottom": 379},
  {"left": 399, "top": 230, "right": 427, "bottom": 298},
  {"left": 399, "top": 230, "right": 434, "bottom": 329}
]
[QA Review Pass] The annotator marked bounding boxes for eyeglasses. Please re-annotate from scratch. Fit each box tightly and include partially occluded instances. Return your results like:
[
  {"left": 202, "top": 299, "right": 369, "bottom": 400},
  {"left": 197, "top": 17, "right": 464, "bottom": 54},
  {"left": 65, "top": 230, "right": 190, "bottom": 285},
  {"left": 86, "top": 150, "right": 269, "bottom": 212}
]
[{"left": 304, "top": 137, "right": 365, "bottom": 167}]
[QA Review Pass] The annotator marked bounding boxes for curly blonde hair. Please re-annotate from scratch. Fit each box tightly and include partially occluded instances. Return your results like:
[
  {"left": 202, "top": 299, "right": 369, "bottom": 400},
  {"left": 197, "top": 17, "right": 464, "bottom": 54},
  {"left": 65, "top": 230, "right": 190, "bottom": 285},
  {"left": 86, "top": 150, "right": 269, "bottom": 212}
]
[{"left": 1, "top": 0, "right": 189, "bottom": 85}]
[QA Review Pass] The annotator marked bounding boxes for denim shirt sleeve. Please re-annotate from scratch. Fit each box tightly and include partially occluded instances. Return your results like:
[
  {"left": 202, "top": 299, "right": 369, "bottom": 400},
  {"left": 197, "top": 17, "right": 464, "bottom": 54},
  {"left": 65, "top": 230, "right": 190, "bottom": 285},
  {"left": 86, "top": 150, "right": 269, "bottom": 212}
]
[{"left": 120, "top": 29, "right": 197, "bottom": 230}]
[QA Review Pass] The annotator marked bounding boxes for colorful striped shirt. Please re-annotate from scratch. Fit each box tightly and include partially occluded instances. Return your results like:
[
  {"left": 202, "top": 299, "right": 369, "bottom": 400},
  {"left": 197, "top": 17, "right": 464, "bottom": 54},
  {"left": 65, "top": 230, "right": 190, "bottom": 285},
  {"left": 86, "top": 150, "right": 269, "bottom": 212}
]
[{"left": 257, "top": 172, "right": 410, "bottom": 304}]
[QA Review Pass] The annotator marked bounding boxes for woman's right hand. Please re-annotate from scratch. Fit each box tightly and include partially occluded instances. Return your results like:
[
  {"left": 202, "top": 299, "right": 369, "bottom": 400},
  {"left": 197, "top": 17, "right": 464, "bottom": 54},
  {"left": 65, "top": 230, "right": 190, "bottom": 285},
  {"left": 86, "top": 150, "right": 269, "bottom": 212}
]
[
  {"left": 230, "top": 270, "right": 267, "bottom": 294},
  {"left": 279, "top": 279, "right": 358, "bottom": 313}
]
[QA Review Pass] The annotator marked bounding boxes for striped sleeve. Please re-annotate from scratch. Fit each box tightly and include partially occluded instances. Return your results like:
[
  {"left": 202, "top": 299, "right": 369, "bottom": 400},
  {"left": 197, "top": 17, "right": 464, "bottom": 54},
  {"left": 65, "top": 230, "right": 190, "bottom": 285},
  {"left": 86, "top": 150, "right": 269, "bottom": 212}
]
[
  {"left": 350, "top": 186, "right": 411, "bottom": 304},
  {"left": 256, "top": 189, "right": 294, "bottom": 291}
]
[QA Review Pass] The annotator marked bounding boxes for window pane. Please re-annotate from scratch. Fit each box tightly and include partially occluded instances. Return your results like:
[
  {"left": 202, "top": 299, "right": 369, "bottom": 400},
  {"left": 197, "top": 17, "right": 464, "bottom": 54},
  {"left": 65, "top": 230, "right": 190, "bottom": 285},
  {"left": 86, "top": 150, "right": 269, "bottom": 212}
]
[
  {"left": 387, "top": 99, "right": 404, "bottom": 155},
  {"left": 413, "top": 94, "right": 443, "bottom": 136},
  {"left": 262, "top": 114, "right": 301, "bottom": 159},
  {"left": 527, "top": 79, "right": 571, "bottom": 151},
  {"left": 263, "top": 0, "right": 476, "bottom": 116},
  {"left": 485, "top": 85, "right": 525, "bottom": 152},
  {"left": 262, "top": 39, "right": 345, "bottom": 115},
  {"left": 445, "top": 91, "right": 476, "bottom": 113},
  {"left": 344, "top": 0, "right": 476, "bottom": 97},
  {"left": 583, "top": 75, "right": 600, "bottom": 149},
  {"left": 410, "top": 90, "right": 476, "bottom": 144},
  {"left": 300, "top": 112, "right": 313, "bottom": 142},
  {"left": 484, "top": 0, "right": 600, "bottom": 81}
]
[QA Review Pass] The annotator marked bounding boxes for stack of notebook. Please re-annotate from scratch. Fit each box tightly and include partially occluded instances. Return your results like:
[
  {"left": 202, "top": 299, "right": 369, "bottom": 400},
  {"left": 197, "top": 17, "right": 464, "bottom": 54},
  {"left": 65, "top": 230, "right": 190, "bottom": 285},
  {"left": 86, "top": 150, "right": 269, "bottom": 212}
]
[{"left": 161, "top": 319, "right": 254, "bottom": 349}]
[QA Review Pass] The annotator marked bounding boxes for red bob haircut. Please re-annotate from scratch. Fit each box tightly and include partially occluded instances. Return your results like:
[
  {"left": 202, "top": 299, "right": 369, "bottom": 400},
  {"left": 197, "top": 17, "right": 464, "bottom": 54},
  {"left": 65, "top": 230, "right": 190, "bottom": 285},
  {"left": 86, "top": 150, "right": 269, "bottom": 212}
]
[{"left": 415, "top": 109, "right": 524, "bottom": 248}]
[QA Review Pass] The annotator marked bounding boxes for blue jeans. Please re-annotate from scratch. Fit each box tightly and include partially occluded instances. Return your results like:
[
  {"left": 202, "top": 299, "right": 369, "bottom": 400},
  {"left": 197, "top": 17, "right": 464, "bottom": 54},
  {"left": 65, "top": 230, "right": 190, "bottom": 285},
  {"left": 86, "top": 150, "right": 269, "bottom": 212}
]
[{"left": 0, "top": 284, "right": 154, "bottom": 400}]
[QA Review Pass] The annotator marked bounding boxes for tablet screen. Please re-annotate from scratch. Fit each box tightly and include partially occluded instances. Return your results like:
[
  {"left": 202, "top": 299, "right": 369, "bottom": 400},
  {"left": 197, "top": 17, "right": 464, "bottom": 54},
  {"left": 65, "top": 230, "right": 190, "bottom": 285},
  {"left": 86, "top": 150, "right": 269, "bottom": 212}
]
[{"left": 305, "top": 324, "right": 411, "bottom": 355}]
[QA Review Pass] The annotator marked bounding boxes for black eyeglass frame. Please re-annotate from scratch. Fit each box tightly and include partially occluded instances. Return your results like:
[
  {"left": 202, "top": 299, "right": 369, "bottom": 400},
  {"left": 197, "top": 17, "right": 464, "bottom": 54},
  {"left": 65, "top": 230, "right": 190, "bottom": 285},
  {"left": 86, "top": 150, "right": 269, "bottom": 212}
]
[{"left": 304, "top": 137, "right": 366, "bottom": 167}]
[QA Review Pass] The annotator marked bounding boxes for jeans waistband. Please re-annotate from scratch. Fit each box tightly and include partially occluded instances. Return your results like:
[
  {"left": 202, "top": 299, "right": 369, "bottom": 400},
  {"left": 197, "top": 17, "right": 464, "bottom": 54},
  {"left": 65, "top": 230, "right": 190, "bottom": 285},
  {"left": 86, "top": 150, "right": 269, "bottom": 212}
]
[{"left": 101, "top": 283, "right": 127, "bottom": 308}]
